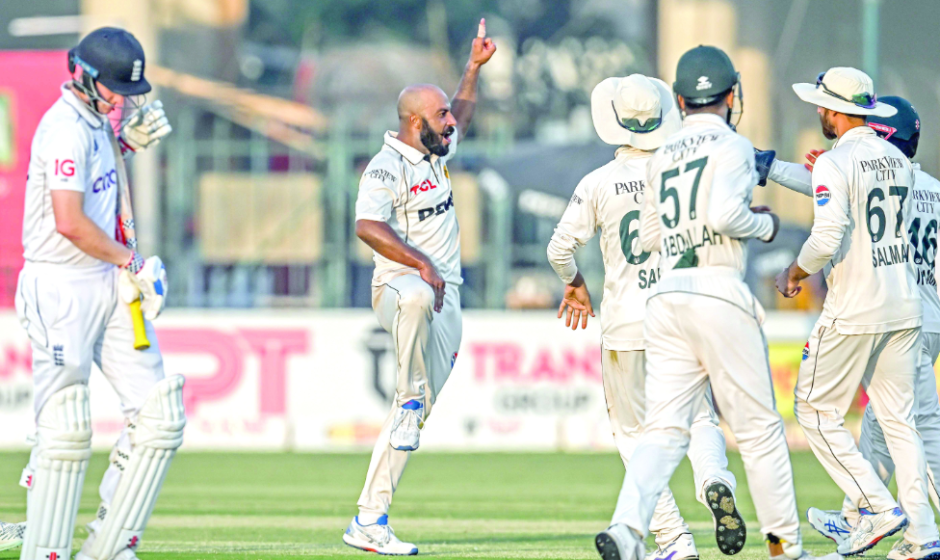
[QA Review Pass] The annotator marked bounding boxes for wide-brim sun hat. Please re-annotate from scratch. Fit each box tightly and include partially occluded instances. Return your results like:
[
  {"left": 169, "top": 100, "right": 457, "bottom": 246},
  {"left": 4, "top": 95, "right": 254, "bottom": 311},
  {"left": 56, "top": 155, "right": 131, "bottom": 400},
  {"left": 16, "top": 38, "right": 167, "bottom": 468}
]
[
  {"left": 792, "top": 67, "right": 896, "bottom": 117},
  {"left": 591, "top": 74, "right": 681, "bottom": 150}
]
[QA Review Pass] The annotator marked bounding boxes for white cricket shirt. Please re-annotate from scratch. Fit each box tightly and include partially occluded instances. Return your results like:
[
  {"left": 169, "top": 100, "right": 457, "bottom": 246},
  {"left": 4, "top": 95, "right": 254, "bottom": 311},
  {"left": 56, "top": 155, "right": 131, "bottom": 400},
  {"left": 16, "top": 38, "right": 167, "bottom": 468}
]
[
  {"left": 547, "top": 147, "right": 660, "bottom": 351},
  {"left": 355, "top": 131, "right": 462, "bottom": 286},
  {"left": 22, "top": 84, "right": 118, "bottom": 269},
  {"left": 797, "top": 126, "right": 921, "bottom": 334},
  {"left": 641, "top": 113, "right": 773, "bottom": 314},
  {"left": 771, "top": 155, "right": 940, "bottom": 334}
]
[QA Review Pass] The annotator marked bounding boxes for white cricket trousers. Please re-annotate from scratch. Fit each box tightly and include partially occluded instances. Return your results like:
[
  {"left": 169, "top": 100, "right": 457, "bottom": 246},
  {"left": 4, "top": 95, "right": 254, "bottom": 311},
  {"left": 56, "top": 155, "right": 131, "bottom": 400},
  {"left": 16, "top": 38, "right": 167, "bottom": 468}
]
[
  {"left": 15, "top": 262, "right": 165, "bottom": 506},
  {"left": 604, "top": 350, "right": 736, "bottom": 547},
  {"left": 357, "top": 273, "right": 462, "bottom": 522},
  {"left": 795, "top": 322, "right": 938, "bottom": 545},
  {"left": 614, "top": 292, "right": 801, "bottom": 544},
  {"left": 841, "top": 332, "right": 940, "bottom": 522}
]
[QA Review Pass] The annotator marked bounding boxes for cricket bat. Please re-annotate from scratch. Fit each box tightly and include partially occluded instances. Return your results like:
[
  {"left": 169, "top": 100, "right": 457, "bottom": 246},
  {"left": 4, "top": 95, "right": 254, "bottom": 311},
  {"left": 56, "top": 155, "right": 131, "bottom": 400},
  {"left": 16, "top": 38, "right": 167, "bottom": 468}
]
[{"left": 106, "top": 123, "right": 150, "bottom": 351}]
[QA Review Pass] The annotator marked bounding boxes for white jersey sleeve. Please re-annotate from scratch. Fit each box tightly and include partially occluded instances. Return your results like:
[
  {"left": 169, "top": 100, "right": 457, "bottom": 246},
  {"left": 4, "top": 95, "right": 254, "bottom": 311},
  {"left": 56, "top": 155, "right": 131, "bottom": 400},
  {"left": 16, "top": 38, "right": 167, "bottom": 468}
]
[
  {"left": 768, "top": 159, "right": 813, "bottom": 196},
  {"left": 796, "top": 155, "right": 852, "bottom": 274},
  {"left": 639, "top": 157, "right": 661, "bottom": 253},
  {"left": 355, "top": 166, "right": 401, "bottom": 223},
  {"left": 42, "top": 127, "right": 89, "bottom": 193},
  {"left": 706, "top": 138, "right": 775, "bottom": 241},
  {"left": 547, "top": 177, "right": 597, "bottom": 284}
]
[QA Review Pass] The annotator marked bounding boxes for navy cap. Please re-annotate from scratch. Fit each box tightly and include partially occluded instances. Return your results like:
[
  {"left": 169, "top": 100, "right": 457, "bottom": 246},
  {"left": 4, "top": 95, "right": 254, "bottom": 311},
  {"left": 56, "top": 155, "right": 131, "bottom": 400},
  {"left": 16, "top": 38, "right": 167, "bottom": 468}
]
[
  {"left": 71, "top": 27, "right": 151, "bottom": 96},
  {"left": 867, "top": 95, "right": 920, "bottom": 158}
]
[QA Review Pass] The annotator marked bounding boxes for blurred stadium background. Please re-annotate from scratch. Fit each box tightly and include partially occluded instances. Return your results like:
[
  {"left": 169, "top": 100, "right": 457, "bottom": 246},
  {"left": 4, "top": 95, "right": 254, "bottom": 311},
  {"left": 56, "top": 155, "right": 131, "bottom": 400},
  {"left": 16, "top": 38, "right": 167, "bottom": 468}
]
[{"left": 0, "top": 0, "right": 939, "bottom": 455}]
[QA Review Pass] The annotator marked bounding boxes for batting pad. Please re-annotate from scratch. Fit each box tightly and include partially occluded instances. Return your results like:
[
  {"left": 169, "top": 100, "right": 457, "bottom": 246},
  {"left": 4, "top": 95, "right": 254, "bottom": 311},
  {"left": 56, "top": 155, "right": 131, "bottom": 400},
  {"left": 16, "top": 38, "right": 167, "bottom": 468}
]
[
  {"left": 21, "top": 384, "right": 92, "bottom": 560},
  {"left": 87, "top": 375, "right": 186, "bottom": 560}
]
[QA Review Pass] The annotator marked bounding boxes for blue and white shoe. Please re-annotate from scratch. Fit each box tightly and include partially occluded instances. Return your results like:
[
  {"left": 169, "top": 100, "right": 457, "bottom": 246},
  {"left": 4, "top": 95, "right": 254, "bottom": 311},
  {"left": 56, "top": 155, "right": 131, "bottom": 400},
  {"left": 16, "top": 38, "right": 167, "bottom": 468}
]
[
  {"left": 343, "top": 516, "right": 418, "bottom": 556},
  {"left": 389, "top": 400, "right": 424, "bottom": 451},
  {"left": 596, "top": 523, "right": 645, "bottom": 560},
  {"left": 807, "top": 508, "right": 852, "bottom": 547},
  {"left": 887, "top": 538, "right": 940, "bottom": 560},
  {"left": 646, "top": 533, "right": 698, "bottom": 560},
  {"left": 837, "top": 507, "right": 908, "bottom": 556}
]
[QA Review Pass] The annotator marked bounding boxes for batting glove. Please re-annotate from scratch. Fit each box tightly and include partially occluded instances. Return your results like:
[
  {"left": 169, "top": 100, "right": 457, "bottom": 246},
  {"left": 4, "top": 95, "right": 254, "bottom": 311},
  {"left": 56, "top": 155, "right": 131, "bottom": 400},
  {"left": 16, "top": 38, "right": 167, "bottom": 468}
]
[
  {"left": 754, "top": 148, "right": 776, "bottom": 187},
  {"left": 120, "top": 255, "right": 168, "bottom": 320},
  {"left": 119, "top": 100, "right": 172, "bottom": 155}
]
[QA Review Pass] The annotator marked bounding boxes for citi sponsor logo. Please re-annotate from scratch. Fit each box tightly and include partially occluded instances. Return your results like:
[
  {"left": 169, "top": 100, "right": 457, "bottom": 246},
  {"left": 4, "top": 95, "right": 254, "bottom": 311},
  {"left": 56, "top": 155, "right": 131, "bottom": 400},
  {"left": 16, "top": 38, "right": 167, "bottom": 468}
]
[
  {"left": 417, "top": 194, "right": 454, "bottom": 222},
  {"left": 93, "top": 169, "right": 117, "bottom": 193},
  {"left": 410, "top": 179, "right": 438, "bottom": 196}
]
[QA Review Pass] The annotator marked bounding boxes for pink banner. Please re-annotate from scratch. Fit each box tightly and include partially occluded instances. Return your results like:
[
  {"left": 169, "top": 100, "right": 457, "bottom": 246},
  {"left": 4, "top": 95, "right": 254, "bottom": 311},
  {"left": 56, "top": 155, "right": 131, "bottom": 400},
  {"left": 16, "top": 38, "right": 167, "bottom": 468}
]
[{"left": 0, "top": 51, "right": 69, "bottom": 307}]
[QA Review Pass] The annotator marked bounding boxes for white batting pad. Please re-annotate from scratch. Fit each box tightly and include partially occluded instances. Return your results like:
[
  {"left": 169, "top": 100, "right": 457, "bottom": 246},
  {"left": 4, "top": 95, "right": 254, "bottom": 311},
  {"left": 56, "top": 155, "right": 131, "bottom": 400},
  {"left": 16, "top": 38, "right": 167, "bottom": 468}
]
[
  {"left": 86, "top": 375, "right": 185, "bottom": 560},
  {"left": 20, "top": 384, "right": 92, "bottom": 560}
]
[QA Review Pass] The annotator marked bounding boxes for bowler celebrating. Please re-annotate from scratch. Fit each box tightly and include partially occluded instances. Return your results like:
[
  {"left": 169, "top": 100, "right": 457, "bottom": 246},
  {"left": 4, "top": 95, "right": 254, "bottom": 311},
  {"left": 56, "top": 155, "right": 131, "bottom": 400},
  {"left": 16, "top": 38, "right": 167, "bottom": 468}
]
[{"left": 344, "top": 19, "right": 495, "bottom": 555}]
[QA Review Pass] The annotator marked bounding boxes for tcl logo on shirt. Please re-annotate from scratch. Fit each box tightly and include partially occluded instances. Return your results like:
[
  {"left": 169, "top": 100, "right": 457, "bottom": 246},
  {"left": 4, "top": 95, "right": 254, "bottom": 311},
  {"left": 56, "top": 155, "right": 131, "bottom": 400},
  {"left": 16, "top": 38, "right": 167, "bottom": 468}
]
[
  {"left": 93, "top": 169, "right": 117, "bottom": 193},
  {"left": 410, "top": 179, "right": 438, "bottom": 196},
  {"left": 418, "top": 194, "right": 454, "bottom": 222},
  {"left": 55, "top": 159, "right": 75, "bottom": 177}
]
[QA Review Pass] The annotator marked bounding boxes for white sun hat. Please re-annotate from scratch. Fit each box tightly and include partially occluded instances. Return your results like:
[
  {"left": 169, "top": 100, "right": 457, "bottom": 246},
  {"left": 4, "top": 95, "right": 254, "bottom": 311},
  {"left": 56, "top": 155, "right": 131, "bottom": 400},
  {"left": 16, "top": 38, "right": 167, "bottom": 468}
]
[
  {"left": 591, "top": 74, "right": 682, "bottom": 150},
  {"left": 792, "top": 67, "right": 897, "bottom": 117}
]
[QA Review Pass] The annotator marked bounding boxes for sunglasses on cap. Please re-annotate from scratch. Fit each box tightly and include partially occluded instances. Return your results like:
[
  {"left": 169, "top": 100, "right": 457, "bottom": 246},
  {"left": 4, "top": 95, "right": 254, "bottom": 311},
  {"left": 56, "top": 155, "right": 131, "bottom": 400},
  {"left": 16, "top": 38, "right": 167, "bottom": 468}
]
[
  {"left": 816, "top": 72, "right": 877, "bottom": 110},
  {"left": 611, "top": 101, "right": 662, "bottom": 133}
]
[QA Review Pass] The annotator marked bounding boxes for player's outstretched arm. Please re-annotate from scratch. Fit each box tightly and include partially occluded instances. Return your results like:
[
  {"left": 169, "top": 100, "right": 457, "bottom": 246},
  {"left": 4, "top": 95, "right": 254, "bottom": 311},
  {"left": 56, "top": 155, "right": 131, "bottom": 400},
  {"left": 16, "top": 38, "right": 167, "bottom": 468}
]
[
  {"left": 451, "top": 18, "right": 497, "bottom": 139},
  {"left": 356, "top": 219, "right": 445, "bottom": 312},
  {"left": 52, "top": 190, "right": 133, "bottom": 266}
]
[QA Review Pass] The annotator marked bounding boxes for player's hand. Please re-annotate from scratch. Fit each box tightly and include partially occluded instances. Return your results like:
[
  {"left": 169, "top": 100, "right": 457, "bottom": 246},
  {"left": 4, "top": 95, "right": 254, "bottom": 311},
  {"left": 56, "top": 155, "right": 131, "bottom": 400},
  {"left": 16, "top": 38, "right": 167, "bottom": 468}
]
[
  {"left": 120, "top": 100, "right": 172, "bottom": 153},
  {"left": 122, "top": 256, "right": 168, "bottom": 320},
  {"left": 775, "top": 266, "right": 802, "bottom": 298},
  {"left": 418, "top": 261, "right": 446, "bottom": 313},
  {"left": 557, "top": 272, "right": 594, "bottom": 331},
  {"left": 751, "top": 206, "right": 780, "bottom": 242},
  {"left": 804, "top": 149, "right": 826, "bottom": 172},
  {"left": 469, "top": 18, "right": 497, "bottom": 67}
]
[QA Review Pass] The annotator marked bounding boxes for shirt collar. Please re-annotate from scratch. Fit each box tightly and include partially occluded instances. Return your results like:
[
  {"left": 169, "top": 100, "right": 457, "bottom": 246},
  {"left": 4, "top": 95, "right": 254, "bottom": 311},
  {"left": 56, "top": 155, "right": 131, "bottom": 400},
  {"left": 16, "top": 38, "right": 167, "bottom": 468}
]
[
  {"left": 384, "top": 131, "right": 429, "bottom": 166},
  {"left": 615, "top": 145, "right": 654, "bottom": 159},
  {"left": 60, "top": 83, "right": 107, "bottom": 129},
  {"left": 682, "top": 113, "right": 730, "bottom": 129},
  {"left": 833, "top": 124, "right": 876, "bottom": 149}
]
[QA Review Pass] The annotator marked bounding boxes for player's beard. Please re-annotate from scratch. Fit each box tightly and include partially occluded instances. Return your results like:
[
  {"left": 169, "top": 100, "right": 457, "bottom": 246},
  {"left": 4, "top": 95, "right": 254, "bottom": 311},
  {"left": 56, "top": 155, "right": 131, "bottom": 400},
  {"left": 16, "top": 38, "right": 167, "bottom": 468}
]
[
  {"left": 420, "top": 119, "right": 455, "bottom": 157},
  {"left": 819, "top": 110, "right": 837, "bottom": 140}
]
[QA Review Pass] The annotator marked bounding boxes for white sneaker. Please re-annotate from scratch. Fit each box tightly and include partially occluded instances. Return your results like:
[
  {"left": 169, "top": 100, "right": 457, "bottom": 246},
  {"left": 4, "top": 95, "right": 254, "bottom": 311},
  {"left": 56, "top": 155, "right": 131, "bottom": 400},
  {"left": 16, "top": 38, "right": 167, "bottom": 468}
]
[
  {"left": 596, "top": 523, "right": 645, "bottom": 560},
  {"left": 389, "top": 400, "right": 424, "bottom": 451},
  {"left": 647, "top": 533, "right": 698, "bottom": 560},
  {"left": 772, "top": 550, "right": 844, "bottom": 560},
  {"left": 0, "top": 521, "right": 24, "bottom": 552},
  {"left": 887, "top": 539, "right": 940, "bottom": 560},
  {"left": 807, "top": 508, "right": 853, "bottom": 547},
  {"left": 343, "top": 516, "right": 418, "bottom": 556},
  {"left": 837, "top": 507, "right": 908, "bottom": 556},
  {"left": 704, "top": 480, "right": 746, "bottom": 555}
]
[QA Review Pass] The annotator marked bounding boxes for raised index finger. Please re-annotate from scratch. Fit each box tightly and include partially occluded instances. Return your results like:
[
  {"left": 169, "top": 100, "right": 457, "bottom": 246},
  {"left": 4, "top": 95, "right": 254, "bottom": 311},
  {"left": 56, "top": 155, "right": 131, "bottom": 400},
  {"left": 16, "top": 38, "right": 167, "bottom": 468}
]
[{"left": 477, "top": 18, "right": 486, "bottom": 39}]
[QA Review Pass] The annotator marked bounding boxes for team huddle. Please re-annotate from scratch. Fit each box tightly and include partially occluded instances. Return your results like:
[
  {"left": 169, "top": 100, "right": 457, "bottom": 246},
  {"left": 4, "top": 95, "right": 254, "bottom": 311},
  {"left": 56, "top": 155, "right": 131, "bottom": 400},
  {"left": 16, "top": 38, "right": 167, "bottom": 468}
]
[
  {"left": 351, "top": 22, "right": 940, "bottom": 560},
  {"left": 11, "top": 16, "right": 940, "bottom": 560}
]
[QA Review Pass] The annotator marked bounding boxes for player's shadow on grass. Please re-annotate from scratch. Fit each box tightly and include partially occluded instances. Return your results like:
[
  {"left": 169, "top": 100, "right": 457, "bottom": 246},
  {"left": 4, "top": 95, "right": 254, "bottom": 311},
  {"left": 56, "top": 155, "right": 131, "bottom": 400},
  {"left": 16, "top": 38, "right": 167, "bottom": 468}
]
[{"left": 427, "top": 532, "right": 591, "bottom": 546}]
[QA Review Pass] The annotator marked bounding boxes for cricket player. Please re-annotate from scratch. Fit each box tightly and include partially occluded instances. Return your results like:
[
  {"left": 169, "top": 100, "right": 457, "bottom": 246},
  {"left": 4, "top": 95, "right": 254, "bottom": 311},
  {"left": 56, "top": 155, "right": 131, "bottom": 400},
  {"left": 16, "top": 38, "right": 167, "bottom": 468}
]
[
  {"left": 343, "top": 19, "right": 496, "bottom": 555},
  {"left": 547, "top": 73, "right": 743, "bottom": 560},
  {"left": 774, "top": 68, "right": 940, "bottom": 560},
  {"left": 15, "top": 28, "right": 184, "bottom": 560},
  {"left": 764, "top": 95, "right": 940, "bottom": 560},
  {"left": 594, "top": 46, "right": 835, "bottom": 560}
]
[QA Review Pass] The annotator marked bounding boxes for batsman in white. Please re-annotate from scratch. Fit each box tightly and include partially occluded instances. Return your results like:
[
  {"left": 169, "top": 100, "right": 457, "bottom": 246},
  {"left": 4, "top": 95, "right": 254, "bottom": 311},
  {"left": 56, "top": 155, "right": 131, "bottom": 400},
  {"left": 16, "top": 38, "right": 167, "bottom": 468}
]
[
  {"left": 343, "top": 19, "right": 496, "bottom": 555},
  {"left": 593, "top": 45, "right": 839, "bottom": 560},
  {"left": 15, "top": 27, "right": 185, "bottom": 560},
  {"left": 547, "top": 73, "right": 743, "bottom": 560},
  {"left": 763, "top": 89, "right": 940, "bottom": 560}
]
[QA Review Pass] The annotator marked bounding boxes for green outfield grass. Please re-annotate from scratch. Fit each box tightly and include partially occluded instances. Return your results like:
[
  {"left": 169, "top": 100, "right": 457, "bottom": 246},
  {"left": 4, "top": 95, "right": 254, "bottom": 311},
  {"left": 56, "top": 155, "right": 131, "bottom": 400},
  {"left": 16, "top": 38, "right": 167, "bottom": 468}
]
[{"left": 0, "top": 451, "right": 886, "bottom": 559}]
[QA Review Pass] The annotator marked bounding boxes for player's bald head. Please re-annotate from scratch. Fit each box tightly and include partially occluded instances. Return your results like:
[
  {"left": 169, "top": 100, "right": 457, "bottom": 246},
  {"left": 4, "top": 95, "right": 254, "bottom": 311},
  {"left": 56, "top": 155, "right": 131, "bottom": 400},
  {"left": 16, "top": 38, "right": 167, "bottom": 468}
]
[{"left": 397, "top": 84, "right": 449, "bottom": 122}]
